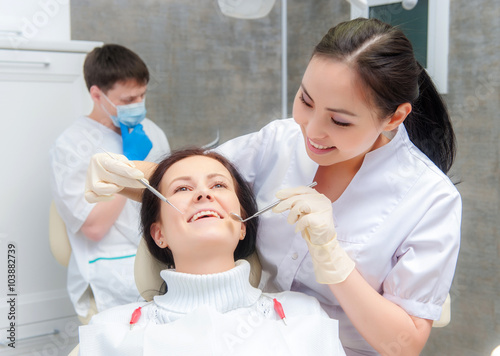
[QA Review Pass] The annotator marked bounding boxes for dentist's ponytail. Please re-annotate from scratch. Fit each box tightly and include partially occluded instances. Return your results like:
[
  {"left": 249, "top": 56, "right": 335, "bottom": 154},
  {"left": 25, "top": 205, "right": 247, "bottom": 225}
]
[{"left": 404, "top": 65, "right": 455, "bottom": 173}]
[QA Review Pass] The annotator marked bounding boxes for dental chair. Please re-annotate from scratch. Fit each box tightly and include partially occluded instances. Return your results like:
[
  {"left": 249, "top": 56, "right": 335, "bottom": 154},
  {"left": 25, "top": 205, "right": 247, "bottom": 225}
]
[
  {"left": 432, "top": 294, "right": 451, "bottom": 327},
  {"left": 49, "top": 201, "right": 98, "bottom": 325},
  {"left": 49, "top": 201, "right": 72, "bottom": 267}
]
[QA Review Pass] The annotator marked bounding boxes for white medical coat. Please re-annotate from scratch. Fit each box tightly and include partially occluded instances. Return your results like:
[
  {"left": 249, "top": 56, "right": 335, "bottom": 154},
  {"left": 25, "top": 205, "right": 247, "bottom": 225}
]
[
  {"left": 49, "top": 116, "right": 170, "bottom": 317},
  {"left": 216, "top": 119, "right": 461, "bottom": 355}
]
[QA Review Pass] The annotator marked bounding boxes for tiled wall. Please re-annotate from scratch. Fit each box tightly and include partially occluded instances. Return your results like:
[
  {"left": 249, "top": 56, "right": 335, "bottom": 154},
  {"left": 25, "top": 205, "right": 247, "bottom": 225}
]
[
  {"left": 71, "top": 1, "right": 500, "bottom": 354},
  {"left": 427, "top": 1, "right": 500, "bottom": 354}
]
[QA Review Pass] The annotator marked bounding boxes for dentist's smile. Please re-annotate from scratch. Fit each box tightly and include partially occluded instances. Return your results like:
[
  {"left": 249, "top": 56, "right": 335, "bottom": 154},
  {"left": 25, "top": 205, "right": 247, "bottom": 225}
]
[{"left": 307, "top": 138, "right": 336, "bottom": 154}]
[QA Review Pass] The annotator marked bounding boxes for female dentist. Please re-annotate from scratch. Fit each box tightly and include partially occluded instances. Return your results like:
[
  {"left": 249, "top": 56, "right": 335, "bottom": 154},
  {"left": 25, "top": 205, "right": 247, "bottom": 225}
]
[{"left": 85, "top": 18, "right": 461, "bottom": 355}]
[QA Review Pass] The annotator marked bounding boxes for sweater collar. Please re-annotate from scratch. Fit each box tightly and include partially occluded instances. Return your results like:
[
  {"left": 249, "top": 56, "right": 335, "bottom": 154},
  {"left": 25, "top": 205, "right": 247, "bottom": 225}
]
[{"left": 153, "top": 260, "right": 262, "bottom": 314}]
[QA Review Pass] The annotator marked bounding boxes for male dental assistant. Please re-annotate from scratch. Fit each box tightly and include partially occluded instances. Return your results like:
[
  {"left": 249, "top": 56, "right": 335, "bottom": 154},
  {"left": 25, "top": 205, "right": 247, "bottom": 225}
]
[{"left": 49, "top": 44, "right": 170, "bottom": 323}]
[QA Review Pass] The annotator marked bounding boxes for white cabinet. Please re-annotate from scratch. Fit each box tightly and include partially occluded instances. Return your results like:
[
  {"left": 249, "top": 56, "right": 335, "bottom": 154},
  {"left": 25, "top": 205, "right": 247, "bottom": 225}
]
[
  {"left": 0, "top": 39, "right": 100, "bottom": 355},
  {"left": 0, "top": 0, "right": 71, "bottom": 42}
]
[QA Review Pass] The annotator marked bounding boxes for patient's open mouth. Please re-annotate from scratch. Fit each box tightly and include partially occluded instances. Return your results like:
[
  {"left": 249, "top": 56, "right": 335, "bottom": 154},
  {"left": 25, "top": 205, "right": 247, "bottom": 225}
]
[{"left": 189, "top": 210, "right": 222, "bottom": 222}]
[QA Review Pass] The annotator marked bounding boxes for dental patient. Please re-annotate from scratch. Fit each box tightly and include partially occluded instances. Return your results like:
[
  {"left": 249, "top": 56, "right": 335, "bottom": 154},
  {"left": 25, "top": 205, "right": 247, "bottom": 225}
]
[{"left": 78, "top": 148, "right": 344, "bottom": 355}]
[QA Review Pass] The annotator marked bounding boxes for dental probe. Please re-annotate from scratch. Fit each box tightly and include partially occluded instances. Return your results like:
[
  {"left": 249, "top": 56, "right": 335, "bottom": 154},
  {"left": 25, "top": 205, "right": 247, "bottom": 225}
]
[{"left": 230, "top": 182, "right": 317, "bottom": 223}]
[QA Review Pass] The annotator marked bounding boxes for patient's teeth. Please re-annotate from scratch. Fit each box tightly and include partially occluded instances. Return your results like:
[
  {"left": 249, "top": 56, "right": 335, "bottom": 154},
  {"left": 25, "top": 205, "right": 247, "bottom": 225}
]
[{"left": 190, "top": 210, "right": 221, "bottom": 222}]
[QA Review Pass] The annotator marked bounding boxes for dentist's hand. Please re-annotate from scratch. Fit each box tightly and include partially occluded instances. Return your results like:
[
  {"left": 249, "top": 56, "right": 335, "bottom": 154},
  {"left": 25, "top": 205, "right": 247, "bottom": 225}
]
[
  {"left": 272, "top": 185, "right": 355, "bottom": 284},
  {"left": 85, "top": 152, "right": 146, "bottom": 203},
  {"left": 120, "top": 123, "right": 153, "bottom": 161}
]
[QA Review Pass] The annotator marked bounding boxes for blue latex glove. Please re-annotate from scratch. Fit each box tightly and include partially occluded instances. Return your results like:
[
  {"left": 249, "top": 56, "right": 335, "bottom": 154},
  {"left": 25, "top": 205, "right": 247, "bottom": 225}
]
[{"left": 120, "top": 122, "right": 153, "bottom": 161}]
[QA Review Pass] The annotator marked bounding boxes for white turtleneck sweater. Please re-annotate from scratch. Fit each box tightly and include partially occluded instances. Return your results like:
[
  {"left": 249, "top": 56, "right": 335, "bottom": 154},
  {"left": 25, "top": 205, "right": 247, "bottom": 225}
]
[{"left": 79, "top": 260, "right": 345, "bottom": 355}]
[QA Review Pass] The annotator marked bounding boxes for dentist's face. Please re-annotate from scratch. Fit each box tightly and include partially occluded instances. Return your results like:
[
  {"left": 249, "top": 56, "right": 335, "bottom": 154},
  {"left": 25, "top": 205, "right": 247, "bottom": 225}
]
[
  {"left": 293, "top": 56, "right": 391, "bottom": 167},
  {"left": 152, "top": 156, "right": 245, "bottom": 265}
]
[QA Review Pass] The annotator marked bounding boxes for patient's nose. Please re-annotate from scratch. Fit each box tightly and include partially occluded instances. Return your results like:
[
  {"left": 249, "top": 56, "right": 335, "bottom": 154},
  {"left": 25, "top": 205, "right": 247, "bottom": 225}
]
[{"left": 196, "top": 191, "right": 213, "bottom": 201}]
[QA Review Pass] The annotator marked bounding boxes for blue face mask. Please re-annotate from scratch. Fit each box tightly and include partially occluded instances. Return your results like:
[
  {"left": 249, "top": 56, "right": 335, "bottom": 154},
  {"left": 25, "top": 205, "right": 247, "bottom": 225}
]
[{"left": 101, "top": 93, "right": 147, "bottom": 128}]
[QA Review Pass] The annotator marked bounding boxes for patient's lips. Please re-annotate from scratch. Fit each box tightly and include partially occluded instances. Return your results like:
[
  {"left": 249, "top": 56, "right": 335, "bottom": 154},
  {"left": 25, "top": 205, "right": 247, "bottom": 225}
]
[{"left": 189, "top": 210, "right": 222, "bottom": 222}]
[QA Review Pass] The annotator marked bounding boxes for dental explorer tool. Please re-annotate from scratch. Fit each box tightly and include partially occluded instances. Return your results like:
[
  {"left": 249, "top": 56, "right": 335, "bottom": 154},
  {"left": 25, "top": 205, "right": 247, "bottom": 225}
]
[{"left": 230, "top": 182, "right": 317, "bottom": 223}]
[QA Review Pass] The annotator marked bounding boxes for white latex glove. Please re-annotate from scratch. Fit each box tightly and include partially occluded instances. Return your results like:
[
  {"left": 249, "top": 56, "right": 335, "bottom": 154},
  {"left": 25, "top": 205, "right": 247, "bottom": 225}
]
[
  {"left": 85, "top": 152, "right": 146, "bottom": 203},
  {"left": 272, "top": 185, "right": 355, "bottom": 284}
]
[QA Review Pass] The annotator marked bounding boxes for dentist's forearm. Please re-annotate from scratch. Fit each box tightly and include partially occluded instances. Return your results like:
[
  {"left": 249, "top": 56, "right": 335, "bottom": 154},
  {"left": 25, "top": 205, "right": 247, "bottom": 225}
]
[{"left": 329, "top": 269, "right": 432, "bottom": 355}]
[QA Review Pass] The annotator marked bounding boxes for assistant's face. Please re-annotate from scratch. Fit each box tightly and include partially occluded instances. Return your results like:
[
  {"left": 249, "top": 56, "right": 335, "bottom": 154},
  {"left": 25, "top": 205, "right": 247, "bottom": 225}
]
[
  {"left": 293, "top": 56, "right": 391, "bottom": 167},
  {"left": 153, "top": 156, "right": 245, "bottom": 260},
  {"left": 99, "top": 79, "right": 147, "bottom": 116}
]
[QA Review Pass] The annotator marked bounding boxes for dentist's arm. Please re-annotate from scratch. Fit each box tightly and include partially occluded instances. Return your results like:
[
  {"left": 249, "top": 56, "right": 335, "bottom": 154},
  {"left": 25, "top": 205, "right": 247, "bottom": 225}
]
[
  {"left": 273, "top": 186, "right": 432, "bottom": 355},
  {"left": 85, "top": 153, "right": 157, "bottom": 203},
  {"left": 329, "top": 270, "right": 432, "bottom": 356}
]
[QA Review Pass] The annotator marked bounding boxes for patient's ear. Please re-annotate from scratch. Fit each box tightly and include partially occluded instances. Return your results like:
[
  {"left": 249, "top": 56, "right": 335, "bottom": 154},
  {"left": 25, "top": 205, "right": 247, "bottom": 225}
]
[
  {"left": 150, "top": 222, "right": 167, "bottom": 248},
  {"left": 240, "top": 223, "right": 247, "bottom": 240}
]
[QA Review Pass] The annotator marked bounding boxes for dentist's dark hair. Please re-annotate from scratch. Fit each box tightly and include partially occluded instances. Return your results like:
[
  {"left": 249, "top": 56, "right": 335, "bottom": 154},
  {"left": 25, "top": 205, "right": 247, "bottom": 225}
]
[
  {"left": 313, "top": 18, "right": 455, "bottom": 174},
  {"left": 84, "top": 43, "right": 149, "bottom": 93},
  {"left": 140, "top": 148, "right": 258, "bottom": 267}
]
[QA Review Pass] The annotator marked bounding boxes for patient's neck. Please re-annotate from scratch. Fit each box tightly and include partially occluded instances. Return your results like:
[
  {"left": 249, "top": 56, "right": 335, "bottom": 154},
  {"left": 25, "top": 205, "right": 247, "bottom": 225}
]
[{"left": 173, "top": 255, "right": 236, "bottom": 275}]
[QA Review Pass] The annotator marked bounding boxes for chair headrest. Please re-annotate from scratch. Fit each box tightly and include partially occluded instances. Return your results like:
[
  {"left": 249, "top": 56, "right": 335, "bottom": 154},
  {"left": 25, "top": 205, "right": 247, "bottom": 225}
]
[
  {"left": 134, "top": 238, "right": 169, "bottom": 302},
  {"left": 49, "top": 201, "right": 72, "bottom": 267}
]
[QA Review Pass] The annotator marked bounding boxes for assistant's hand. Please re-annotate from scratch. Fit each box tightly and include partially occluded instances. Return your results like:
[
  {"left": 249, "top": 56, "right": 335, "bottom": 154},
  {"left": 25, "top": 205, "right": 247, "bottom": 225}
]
[
  {"left": 272, "top": 185, "right": 355, "bottom": 284},
  {"left": 120, "top": 123, "right": 153, "bottom": 161},
  {"left": 85, "top": 152, "right": 146, "bottom": 203}
]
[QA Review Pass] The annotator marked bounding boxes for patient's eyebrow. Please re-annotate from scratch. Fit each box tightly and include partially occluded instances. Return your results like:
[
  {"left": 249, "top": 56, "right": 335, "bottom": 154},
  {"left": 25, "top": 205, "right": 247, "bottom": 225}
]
[
  {"left": 169, "top": 173, "right": 231, "bottom": 185},
  {"left": 206, "top": 173, "right": 231, "bottom": 181}
]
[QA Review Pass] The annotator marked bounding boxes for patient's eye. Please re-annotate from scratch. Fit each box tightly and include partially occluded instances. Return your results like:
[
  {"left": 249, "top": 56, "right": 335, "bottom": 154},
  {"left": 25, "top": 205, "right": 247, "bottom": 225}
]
[
  {"left": 173, "top": 186, "right": 190, "bottom": 193},
  {"left": 212, "top": 181, "right": 228, "bottom": 189}
]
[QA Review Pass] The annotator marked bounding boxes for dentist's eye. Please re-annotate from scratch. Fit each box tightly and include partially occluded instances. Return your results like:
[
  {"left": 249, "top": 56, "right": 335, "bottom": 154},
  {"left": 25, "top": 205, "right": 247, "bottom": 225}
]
[
  {"left": 332, "top": 118, "right": 351, "bottom": 127},
  {"left": 300, "top": 93, "right": 312, "bottom": 108}
]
